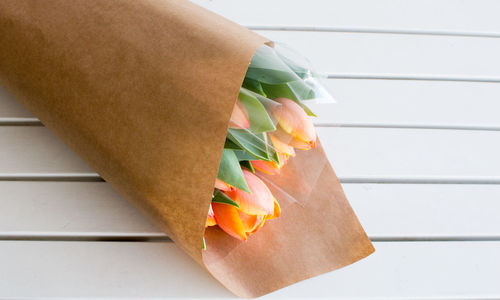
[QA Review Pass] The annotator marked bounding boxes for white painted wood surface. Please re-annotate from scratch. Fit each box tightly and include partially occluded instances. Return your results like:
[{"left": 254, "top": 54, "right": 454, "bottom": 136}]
[
  {"left": 1, "top": 0, "right": 500, "bottom": 298},
  {"left": 2, "top": 241, "right": 499, "bottom": 299},
  {"left": 3, "top": 126, "right": 500, "bottom": 181},
  {"left": 193, "top": 0, "right": 500, "bottom": 36},
  {"left": 2, "top": 182, "right": 500, "bottom": 240}
]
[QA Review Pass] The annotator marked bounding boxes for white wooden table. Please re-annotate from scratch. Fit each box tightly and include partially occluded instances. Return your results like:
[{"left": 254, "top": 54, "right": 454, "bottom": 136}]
[{"left": 1, "top": 0, "right": 500, "bottom": 298}]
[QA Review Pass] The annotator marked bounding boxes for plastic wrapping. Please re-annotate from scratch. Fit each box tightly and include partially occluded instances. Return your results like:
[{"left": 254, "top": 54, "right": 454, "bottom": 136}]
[
  {"left": 206, "top": 43, "right": 336, "bottom": 254},
  {"left": 224, "top": 44, "right": 335, "bottom": 208}
]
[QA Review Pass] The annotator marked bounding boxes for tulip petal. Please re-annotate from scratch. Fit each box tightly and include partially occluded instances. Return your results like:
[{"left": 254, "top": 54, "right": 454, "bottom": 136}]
[
  {"left": 225, "top": 169, "right": 275, "bottom": 215},
  {"left": 238, "top": 211, "right": 265, "bottom": 233},
  {"left": 272, "top": 98, "right": 316, "bottom": 148},
  {"left": 268, "top": 197, "right": 281, "bottom": 219},
  {"left": 211, "top": 202, "right": 247, "bottom": 241},
  {"left": 269, "top": 133, "right": 295, "bottom": 157},
  {"left": 228, "top": 99, "right": 250, "bottom": 129},
  {"left": 206, "top": 204, "right": 217, "bottom": 227},
  {"left": 214, "top": 178, "right": 231, "bottom": 191},
  {"left": 273, "top": 126, "right": 315, "bottom": 150},
  {"left": 277, "top": 152, "right": 290, "bottom": 167},
  {"left": 250, "top": 160, "right": 281, "bottom": 175},
  {"left": 206, "top": 218, "right": 217, "bottom": 227},
  {"left": 249, "top": 217, "right": 266, "bottom": 234}
]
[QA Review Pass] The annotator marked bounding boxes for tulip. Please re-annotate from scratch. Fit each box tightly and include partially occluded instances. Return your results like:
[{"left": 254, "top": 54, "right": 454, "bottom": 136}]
[
  {"left": 250, "top": 159, "right": 281, "bottom": 175},
  {"left": 214, "top": 178, "right": 231, "bottom": 191},
  {"left": 251, "top": 152, "right": 289, "bottom": 175},
  {"left": 228, "top": 99, "right": 250, "bottom": 129},
  {"left": 226, "top": 169, "right": 275, "bottom": 215},
  {"left": 211, "top": 169, "right": 281, "bottom": 240},
  {"left": 271, "top": 98, "right": 316, "bottom": 150},
  {"left": 269, "top": 133, "right": 295, "bottom": 158},
  {"left": 208, "top": 179, "right": 231, "bottom": 227},
  {"left": 206, "top": 204, "right": 217, "bottom": 227}
]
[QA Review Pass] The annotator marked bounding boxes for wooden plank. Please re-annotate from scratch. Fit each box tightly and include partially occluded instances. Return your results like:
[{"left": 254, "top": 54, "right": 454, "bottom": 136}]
[
  {"left": 0, "top": 182, "right": 158, "bottom": 237},
  {"left": 257, "top": 31, "right": 500, "bottom": 80},
  {"left": 320, "top": 127, "right": 500, "bottom": 181},
  {"left": 5, "top": 80, "right": 500, "bottom": 129},
  {"left": 346, "top": 184, "right": 500, "bottom": 240},
  {"left": 193, "top": 0, "right": 500, "bottom": 36},
  {"left": 1, "top": 240, "right": 499, "bottom": 298},
  {"left": 0, "top": 127, "right": 95, "bottom": 175},
  {"left": 1, "top": 182, "right": 500, "bottom": 239},
  {"left": 2, "top": 126, "right": 500, "bottom": 180},
  {"left": 311, "top": 80, "right": 500, "bottom": 129}
]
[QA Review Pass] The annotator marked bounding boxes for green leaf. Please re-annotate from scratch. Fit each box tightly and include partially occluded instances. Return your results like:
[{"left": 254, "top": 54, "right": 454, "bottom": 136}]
[
  {"left": 261, "top": 81, "right": 316, "bottom": 116},
  {"left": 262, "top": 134, "right": 278, "bottom": 163},
  {"left": 245, "top": 45, "right": 317, "bottom": 116},
  {"left": 234, "top": 149, "right": 260, "bottom": 161},
  {"left": 224, "top": 138, "right": 241, "bottom": 150},
  {"left": 240, "top": 160, "right": 255, "bottom": 173},
  {"left": 202, "top": 237, "right": 206, "bottom": 251},
  {"left": 246, "top": 46, "right": 302, "bottom": 86},
  {"left": 273, "top": 151, "right": 280, "bottom": 164},
  {"left": 217, "top": 149, "right": 250, "bottom": 192},
  {"left": 227, "top": 129, "right": 270, "bottom": 161},
  {"left": 238, "top": 89, "right": 276, "bottom": 133},
  {"left": 212, "top": 189, "right": 240, "bottom": 208},
  {"left": 267, "top": 136, "right": 281, "bottom": 165},
  {"left": 242, "top": 77, "right": 266, "bottom": 97},
  {"left": 245, "top": 67, "right": 297, "bottom": 85}
]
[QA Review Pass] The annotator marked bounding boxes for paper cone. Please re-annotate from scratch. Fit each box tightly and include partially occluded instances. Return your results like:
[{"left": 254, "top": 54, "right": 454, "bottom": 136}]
[{"left": 0, "top": 0, "right": 374, "bottom": 297}]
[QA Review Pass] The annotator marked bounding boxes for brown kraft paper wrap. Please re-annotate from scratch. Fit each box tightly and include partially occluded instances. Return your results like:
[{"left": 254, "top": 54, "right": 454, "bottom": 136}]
[{"left": 0, "top": 0, "right": 374, "bottom": 298}]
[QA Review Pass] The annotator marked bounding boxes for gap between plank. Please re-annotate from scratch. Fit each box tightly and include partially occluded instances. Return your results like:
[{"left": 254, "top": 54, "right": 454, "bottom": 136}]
[
  {"left": 4, "top": 119, "right": 500, "bottom": 132},
  {"left": 323, "top": 123, "right": 500, "bottom": 132},
  {"left": 0, "top": 232, "right": 170, "bottom": 242},
  {"left": 249, "top": 26, "right": 500, "bottom": 39},
  {"left": 327, "top": 73, "right": 500, "bottom": 83},
  {"left": 2, "top": 175, "right": 500, "bottom": 184},
  {"left": 0, "top": 174, "right": 104, "bottom": 182},
  {"left": 339, "top": 176, "right": 500, "bottom": 184},
  {"left": 1, "top": 233, "right": 499, "bottom": 243}
]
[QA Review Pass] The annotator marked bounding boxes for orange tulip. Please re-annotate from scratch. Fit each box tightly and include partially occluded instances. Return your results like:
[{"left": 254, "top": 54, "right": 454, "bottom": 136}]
[
  {"left": 271, "top": 98, "right": 316, "bottom": 150},
  {"left": 251, "top": 152, "right": 289, "bottom": 175},
  {"left": 226, "top": 169, "right": 275, "bottom": 215},
  {"left": 269, "top": 133, "right": 295, "bottom": 158},
  {"left": 228, "top": 99, "right": 250, "bottom": 129},
  {"left": 211, "top": 169, "right": 281, "bottom": 240},
  {"left": 250, "top": 159, "right": 280, "bottom": 175},
  {"left": 209, "top": 179, "right": 231, "bottom": 227},
  {"left": 206, "top": 204, "right": 217, "bottom": 227},
  {"left": 214, "top": 178, "right": 231, "bottom": 191}
]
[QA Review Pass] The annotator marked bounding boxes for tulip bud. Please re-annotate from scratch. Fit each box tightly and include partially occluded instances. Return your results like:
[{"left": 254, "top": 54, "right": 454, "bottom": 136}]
[
  {"left": 271, "top": 98, "right": 316, "bottom": 150},
  {"left": 250, "top": 159, "right": 281, "bottom": 175},
  {"left": 228, "top": 99, "right": 250, "bottom": 129},
  {"left": 211, "top": 202, "right": 248, "bottom": 240},
  {"left": 211, "top": 169, "right": 281, "bottom": 241},
  {"left": 269, "top": 133, "right": 295, "bottom": 158},
  {"left": 251, "top": 152, "right": 289, "bottom": 175},
  {"left": 225, "top": 169, "right": 275, "bottom": 215}
]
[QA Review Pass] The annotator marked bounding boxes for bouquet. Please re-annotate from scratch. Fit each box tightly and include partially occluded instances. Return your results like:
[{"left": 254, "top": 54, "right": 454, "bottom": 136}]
[
  {"left": 207, "top": 44, "right": 332, "bottom": 242},
  {"left": 0, "top": 0, "right": 374, "bottom": 297}
]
